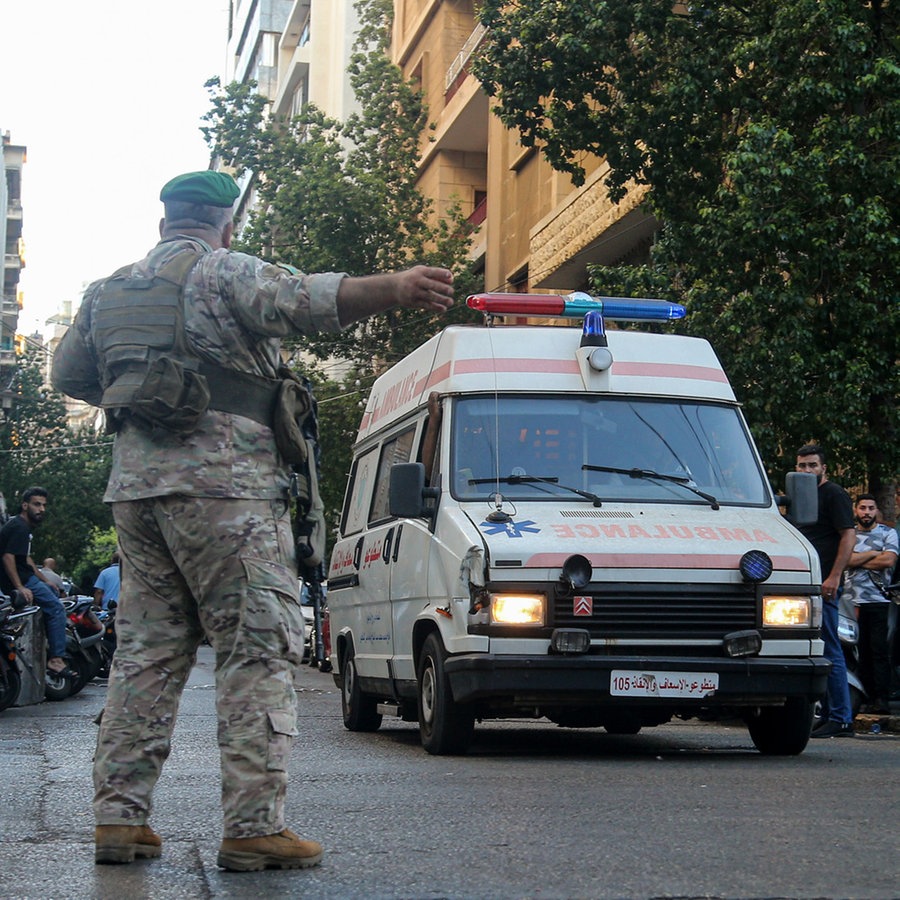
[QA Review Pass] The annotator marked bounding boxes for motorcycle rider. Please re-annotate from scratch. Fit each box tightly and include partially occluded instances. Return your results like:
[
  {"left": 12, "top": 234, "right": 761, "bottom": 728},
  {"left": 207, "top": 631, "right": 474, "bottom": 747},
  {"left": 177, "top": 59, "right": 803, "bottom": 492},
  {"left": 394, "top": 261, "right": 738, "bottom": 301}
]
[{"left": 0, "top": 488, "right": 70, "bottom": 676}]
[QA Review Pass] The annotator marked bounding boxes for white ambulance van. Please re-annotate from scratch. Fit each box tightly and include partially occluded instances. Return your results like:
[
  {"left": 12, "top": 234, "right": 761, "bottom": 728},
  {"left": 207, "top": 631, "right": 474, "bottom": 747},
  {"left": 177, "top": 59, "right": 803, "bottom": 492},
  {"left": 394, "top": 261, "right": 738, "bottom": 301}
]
[{"left": 327, "top": 293, "right": 828, "bottom": 755}]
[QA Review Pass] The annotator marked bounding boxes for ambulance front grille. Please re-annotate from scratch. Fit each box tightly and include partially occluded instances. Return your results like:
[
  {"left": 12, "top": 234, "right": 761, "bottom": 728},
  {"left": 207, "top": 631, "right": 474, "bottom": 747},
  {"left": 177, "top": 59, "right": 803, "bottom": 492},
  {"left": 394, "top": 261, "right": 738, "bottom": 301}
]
[{"left": 552, "top": 583, "right": 757, "bottom": 641}]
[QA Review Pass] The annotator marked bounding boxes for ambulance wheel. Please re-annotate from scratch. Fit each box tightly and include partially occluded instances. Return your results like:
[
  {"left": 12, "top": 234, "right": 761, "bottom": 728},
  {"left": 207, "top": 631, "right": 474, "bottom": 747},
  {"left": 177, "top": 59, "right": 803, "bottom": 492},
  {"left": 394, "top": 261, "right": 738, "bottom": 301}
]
[
  {"left": 745, "top": 697, "right": 814, "bottom": 755},
  {"left": 341, "top": 647, "right": 382, "bottom": 732},
  {"left": 417, "top": 633, "right": 474, "bottom": 755}
]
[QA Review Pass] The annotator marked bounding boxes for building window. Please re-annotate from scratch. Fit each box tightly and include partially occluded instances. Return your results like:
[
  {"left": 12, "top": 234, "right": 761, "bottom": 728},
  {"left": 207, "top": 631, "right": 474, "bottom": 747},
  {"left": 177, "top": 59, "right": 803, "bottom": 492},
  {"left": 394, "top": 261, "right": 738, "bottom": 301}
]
[{"left": 291, "top": 79, "right": 309, "bottom": 118}]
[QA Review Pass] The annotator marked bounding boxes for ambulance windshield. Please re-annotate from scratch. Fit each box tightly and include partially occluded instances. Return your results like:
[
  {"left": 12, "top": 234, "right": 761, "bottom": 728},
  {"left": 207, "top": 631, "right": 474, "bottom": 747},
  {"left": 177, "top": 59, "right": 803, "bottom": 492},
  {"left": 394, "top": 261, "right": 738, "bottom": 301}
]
[{"left": 451, "top": 395, "right": 769, "bottom": 506}]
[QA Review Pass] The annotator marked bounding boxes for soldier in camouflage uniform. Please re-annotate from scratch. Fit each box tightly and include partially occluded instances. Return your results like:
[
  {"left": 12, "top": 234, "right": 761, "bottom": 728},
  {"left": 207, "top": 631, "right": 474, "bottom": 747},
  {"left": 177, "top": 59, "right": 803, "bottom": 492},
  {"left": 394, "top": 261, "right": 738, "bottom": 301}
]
[{"left": 51, "top": 170, "right": 454, "bottom": 871}]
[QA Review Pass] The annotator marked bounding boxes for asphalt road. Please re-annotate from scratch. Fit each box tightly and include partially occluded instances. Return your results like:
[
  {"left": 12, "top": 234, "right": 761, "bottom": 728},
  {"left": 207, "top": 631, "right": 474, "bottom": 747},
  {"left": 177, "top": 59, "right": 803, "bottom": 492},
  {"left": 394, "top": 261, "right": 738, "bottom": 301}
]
[{"left": 1, "top": 646, "right": 897, "bottom": 900}]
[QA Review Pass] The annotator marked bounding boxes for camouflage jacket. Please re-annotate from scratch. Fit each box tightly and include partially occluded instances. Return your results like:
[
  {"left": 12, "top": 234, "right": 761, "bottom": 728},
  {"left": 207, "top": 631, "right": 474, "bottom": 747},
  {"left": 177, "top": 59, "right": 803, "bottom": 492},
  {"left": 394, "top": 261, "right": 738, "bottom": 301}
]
[{"left": 52, "top": 236, "right": 346, "bottom": 502}]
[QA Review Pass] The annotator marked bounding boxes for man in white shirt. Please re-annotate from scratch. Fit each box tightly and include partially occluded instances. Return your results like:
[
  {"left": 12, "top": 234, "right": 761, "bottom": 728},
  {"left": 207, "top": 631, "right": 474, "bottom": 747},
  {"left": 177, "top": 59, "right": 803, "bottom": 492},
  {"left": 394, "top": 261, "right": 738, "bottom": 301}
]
[{"left": 845, "top": 494, "right": 898, "bottom": 714}]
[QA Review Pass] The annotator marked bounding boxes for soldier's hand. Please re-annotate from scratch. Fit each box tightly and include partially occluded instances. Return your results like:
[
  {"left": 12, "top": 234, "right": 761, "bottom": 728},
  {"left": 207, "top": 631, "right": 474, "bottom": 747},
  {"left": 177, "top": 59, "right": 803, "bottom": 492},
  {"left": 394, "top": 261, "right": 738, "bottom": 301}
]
[
  {"left": 392, "top": 266, "right": 454, "bottom": 312},
  {"left": 336, "top": 266, "right": 455, "bottom": 326}
]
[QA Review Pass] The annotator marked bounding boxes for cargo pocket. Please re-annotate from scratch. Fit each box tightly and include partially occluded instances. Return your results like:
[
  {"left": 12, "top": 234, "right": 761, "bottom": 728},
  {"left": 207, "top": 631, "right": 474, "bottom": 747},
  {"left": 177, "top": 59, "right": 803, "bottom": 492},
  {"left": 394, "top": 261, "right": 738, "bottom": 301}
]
[
  {"left": 267, "top": 709, "right": 298, "bottom": 772},
  {"left": 238, "top": 557, "right": 304, "bottom": 663}
]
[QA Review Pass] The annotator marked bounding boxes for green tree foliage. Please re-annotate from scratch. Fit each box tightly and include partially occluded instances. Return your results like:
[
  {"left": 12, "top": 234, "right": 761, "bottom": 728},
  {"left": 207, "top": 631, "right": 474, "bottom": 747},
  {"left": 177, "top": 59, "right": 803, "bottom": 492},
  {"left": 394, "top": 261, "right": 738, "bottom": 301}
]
[
  {"left": 70, "top": 526, "right": 118, "bottom": 595},
  {"left": 201, "top": 0, "right": 482, "bottom": 375},
  {"left": 475, "top": 0, "right": 899, "bottom": 498},
  {"left": 306, "top": 374, "right": 368, "bottom": 539},
  {"left": 0, "top": 347, "right": 113, "bottom": 572},
  {"left": 201, "top": 0, "right": 484, "bottom": 545}
]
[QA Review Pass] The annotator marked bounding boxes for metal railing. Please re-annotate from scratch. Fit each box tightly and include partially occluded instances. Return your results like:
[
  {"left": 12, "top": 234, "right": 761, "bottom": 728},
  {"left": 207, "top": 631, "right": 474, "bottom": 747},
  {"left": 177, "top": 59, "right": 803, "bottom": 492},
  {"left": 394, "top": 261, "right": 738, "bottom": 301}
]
[{"left": 445, "top": 22, "right": 487, "bottom": 96}]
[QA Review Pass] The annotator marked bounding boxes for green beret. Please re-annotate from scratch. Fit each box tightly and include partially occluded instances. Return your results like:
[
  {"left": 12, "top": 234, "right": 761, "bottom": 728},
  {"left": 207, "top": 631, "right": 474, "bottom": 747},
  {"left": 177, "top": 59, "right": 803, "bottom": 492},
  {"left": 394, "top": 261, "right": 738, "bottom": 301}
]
[{"left": 159, "top": 170, "right": 240, "bottom": 208}]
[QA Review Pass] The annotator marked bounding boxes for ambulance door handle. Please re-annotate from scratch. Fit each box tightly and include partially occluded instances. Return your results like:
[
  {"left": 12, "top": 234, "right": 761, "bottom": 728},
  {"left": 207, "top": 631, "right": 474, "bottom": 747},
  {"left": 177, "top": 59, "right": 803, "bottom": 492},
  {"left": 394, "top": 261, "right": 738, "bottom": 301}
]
[
  {"left": 382, "top": 527, "right": 394, "bottom": 563},
  {"left": 392, "top": 523, "right": 403, "bottom": 562},
  {"left": 353, "top": 537, "right": 364, "bottom": 570}
]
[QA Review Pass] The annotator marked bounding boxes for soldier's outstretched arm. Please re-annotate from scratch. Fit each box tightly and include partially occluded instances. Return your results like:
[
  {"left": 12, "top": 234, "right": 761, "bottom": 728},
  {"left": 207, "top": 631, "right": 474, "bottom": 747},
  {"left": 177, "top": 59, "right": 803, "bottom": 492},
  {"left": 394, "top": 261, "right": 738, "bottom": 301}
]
[{"left": 336, "top": 265, "right": 454, "bottom": 327}]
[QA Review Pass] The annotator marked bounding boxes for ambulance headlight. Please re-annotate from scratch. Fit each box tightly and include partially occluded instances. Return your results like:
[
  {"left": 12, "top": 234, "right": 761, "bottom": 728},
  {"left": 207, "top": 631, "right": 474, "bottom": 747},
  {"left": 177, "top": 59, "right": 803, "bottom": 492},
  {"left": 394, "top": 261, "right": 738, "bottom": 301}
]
[
  {"left": 491, "top": 593, "right": 545, "bottom": 625},
  {"left": 762, "top": 595, "right": 812, "bottom": 627}
]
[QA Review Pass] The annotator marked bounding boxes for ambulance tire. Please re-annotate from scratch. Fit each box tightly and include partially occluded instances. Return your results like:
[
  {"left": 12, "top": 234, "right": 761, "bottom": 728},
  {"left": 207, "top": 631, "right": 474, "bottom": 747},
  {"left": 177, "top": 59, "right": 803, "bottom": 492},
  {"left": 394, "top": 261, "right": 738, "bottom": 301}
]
[
  {"left": 417, "top": 633, "right": 474, "bottom": 755},
  {"left": 745, "top": 697, "right": 814, "bottom": 755},
  {"left": 341, "top": 647, "right": 382, "bottom": 732}
]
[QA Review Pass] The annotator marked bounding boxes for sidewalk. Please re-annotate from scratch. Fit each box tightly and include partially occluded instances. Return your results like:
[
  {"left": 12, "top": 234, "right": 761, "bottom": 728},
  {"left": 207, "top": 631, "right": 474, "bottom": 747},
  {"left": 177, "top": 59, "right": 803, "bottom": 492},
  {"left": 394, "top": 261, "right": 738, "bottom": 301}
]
[{"left": 854, "top": 708, "right": 900, "bottom": 735}]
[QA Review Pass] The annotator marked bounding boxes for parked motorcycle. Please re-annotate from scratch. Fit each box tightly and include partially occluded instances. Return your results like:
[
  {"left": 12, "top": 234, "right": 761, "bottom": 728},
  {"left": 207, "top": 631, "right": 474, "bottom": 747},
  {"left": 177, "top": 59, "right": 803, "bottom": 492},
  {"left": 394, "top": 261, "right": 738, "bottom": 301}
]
[
  {"left": 812, "top": 592, "right": 868, "bottom": 726},
  {"left": 837, "top": 591, "right": 867, "bottom": 717},
  {"left": 0, "top": 591, "right": 40, "bottom": 712},
  {"left": 95, "top": 602, "right": 117, "bottom": 678},
  {"left": 301, "top": 580, "right": 331, "bottom": 672},
  {"left": 44, "top": 596, "right": 105, "bottom": 701}
]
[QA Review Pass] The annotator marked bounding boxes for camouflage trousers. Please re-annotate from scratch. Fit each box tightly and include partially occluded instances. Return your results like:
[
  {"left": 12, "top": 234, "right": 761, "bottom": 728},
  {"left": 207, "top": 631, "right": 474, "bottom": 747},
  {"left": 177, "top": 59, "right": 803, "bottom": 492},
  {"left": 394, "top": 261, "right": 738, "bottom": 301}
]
[{"left": 93, "top": 495, "right": 303, "bottom": 839}]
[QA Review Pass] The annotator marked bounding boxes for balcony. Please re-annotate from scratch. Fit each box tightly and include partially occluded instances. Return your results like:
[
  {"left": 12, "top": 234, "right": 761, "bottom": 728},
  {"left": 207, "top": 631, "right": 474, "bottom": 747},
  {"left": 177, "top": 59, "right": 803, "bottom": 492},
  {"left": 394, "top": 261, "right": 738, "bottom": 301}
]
[
  {"left": 280, "top": 0, "right": 311, "bottom": 53},
  {"left": 1, "top": 295, "right": 19, "bottom": 320},
  {"left": 468, "top": 194, "right": 487, "bottom": 227},
  {"left": 426, "top": 35, "right": 490, "bottom": 161},
  {"left": 445, "top": 22, "right": 487, "bottom": 101}
]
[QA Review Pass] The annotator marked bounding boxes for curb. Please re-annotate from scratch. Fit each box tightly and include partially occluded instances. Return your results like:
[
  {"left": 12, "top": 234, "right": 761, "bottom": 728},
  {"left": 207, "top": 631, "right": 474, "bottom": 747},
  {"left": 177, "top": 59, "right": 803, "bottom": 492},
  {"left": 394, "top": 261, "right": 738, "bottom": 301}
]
[{"left": 853, "top": 712, "right": 900, "bottom": 735}]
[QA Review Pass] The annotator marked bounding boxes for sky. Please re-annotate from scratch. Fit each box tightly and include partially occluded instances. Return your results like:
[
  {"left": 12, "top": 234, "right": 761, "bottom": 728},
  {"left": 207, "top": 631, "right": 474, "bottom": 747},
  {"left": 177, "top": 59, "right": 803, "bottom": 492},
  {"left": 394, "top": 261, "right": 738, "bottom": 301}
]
[{"left": 1, "top": 0, "right": 230, "bottom": 335}]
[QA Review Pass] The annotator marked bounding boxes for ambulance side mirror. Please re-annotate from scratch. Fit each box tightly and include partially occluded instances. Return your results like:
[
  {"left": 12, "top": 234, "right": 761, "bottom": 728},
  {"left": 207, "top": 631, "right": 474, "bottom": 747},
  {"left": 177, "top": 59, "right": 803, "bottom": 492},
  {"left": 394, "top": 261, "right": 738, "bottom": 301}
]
[
  {"left": 389, "top": 463, "right": 439, "bottom": 519},
  {"left": 778, "top": 471, "right": 818, "bottom": 527}
]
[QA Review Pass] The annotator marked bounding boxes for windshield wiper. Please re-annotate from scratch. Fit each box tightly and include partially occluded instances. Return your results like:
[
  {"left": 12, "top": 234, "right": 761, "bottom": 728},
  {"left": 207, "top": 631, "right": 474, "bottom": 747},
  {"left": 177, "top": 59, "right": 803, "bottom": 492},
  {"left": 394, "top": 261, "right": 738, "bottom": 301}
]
[
  {"left": 582, "top": 465, "right": 719, "bottom": 510},
  {"left": 469, "top": 474, "right": 603, "bottom": 506}
]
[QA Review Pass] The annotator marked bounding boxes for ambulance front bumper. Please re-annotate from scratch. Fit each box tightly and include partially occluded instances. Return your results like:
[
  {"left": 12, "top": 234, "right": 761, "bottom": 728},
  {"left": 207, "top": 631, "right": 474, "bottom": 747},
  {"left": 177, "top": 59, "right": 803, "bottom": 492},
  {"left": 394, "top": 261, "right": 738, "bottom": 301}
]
[{"left": 443, "top": 654, "right": 831, "bottom": 706}]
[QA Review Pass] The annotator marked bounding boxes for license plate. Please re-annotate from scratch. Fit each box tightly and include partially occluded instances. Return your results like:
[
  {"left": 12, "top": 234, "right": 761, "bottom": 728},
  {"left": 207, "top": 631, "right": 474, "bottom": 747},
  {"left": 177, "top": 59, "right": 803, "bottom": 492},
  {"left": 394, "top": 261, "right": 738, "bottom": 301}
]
[{"left": 610, "top": 670, "right": 719, "bottom": 698}]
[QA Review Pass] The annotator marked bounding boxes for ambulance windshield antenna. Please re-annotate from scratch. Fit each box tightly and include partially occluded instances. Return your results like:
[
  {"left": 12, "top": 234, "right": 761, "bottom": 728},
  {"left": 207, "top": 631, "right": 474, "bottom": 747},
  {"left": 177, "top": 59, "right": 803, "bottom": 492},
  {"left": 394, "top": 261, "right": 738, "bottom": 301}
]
[{"left": 486, "top": 491, "right": 512, "bottom": 523}]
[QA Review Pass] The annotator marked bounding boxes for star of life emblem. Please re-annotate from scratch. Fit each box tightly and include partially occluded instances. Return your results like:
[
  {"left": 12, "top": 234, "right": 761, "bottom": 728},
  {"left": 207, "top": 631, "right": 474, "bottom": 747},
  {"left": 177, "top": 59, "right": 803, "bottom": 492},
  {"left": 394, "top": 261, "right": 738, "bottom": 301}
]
[{"left": 480, "top": 519, "right": 541, "bottom": 538}]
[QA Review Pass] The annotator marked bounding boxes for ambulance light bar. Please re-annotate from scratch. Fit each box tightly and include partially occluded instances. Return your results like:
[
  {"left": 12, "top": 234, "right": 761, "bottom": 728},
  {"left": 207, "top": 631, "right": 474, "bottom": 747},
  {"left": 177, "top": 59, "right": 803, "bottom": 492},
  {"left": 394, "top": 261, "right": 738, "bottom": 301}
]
[{"left": 466, "top": 291, "right": 685, "bottom": 322}]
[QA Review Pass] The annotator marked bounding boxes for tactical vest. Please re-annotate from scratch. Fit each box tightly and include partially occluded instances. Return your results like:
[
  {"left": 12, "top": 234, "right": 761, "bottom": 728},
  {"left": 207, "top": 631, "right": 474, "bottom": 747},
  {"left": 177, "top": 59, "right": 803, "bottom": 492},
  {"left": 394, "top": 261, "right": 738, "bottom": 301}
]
[
  {"left": 93, "top": 249, "right": 279, "bottom": 431},
  {"left": 92, "top": 247, "right": 326, "bottom": 567},
  {"left": 92, "top": 249, "right": 310, "bottom": 457}
]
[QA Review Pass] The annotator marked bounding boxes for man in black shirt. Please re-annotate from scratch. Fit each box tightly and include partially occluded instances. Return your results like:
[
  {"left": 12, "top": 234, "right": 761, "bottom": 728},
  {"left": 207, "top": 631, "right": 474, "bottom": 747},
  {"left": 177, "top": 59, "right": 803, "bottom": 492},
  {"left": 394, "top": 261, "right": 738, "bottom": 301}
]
[
  {"left": 0, "top": 487, "right": 69, "bottom": 674},
  {"left": 795, "top": 445, "right": 856, "bottom": 737}
]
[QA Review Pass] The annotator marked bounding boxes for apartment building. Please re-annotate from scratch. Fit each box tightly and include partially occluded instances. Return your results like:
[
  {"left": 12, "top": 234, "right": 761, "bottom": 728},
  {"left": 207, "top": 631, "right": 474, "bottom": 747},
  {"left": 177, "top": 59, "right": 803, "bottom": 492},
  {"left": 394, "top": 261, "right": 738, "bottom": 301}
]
[
  {"left": 392, "top": 0, "right": 657, "bottom": 294},
  {"left": 227, "top": 1, "right": 652, "bottom": 299},
  {"left": 1, "top": 132, "right": 26, "bottom": 416},
  {"left": 226, "top": 0, "right": 360, "bottom": 126},
  {"left": 225, "top": 0, "right": 361, "bottom": 222}
]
